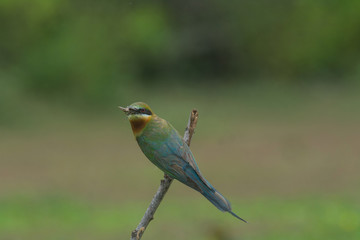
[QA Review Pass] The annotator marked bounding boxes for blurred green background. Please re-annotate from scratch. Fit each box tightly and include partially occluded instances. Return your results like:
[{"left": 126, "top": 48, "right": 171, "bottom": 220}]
[{"left": 1, "top": 1, "right": 360, "bottom": 239}]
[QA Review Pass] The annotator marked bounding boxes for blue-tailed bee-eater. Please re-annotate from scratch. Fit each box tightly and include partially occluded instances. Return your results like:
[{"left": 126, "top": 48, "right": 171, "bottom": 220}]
[{"left": 119, "top": 102, "right": 246, "bottom": 222}]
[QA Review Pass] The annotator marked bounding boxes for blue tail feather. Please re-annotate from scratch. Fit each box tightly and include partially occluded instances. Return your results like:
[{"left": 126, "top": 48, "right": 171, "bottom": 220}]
[
  {"left": 180, "top": 163, "right": 247, "bottom": 222},
  {"left": 229, "top": 210, "right": 248, "bottom": 223},
  {"left": 202, "top": 187, "right": 247, "bottom": 223}
]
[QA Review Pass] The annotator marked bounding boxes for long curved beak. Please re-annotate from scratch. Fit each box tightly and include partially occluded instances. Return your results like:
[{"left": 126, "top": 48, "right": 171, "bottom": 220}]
[{"left": 118, "top": 106, "right": 130, "bottom": 113}]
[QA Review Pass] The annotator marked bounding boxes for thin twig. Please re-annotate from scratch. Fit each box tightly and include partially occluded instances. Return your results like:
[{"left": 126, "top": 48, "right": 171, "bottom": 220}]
[{"left": 131, "top": 109, "right": 199, "bottom": 240}]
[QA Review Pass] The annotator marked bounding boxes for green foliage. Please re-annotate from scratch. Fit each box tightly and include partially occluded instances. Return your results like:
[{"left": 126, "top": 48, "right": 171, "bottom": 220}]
[{"left": 1, "top": 0, "right": 360, "bottom": 104}]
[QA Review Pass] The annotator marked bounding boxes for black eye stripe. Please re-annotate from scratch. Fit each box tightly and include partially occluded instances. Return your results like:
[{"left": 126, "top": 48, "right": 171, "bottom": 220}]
[
  {"left": 140, "top": 108, "right": 152, "bottom": 115},
  {"left": 130, "top": 108, "right": 152, "bottom": 115}
]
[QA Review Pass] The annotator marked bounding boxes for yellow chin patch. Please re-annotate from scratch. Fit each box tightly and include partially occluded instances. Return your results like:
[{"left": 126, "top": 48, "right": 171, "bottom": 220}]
[{"left": 128, "top": 114, "right": 151, "bottom": 135}]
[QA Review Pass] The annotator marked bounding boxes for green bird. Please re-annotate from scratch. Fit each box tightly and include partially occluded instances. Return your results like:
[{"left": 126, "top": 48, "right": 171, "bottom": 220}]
[{"left": 119, "top": 102, "right": 246, "bottom": 222}]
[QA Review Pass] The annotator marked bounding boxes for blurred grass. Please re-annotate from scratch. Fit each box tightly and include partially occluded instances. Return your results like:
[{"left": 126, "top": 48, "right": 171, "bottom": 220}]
[
  {"left": 1, "top": 84, "right": 360, "bottom": 239},
  {"left": 0, "top": 195, "right": 359, "bottom": 240}
]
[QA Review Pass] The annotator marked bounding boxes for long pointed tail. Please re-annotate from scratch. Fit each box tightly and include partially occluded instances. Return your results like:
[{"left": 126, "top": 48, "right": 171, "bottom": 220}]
[
  {"left": 180, "top": 164, "right": 247, "bottom": 222},
  {"left": 229, "top": 210, "right": 248, "bottom": 223},
  {"left": 202, "top": 188, "right": 247, "bottom": 223}
]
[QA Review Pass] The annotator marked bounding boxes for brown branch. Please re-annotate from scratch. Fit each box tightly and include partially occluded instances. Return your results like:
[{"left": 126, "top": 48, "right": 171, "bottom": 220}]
[{"left": 131, "top": 109, "right": 199, "bottom": 240}]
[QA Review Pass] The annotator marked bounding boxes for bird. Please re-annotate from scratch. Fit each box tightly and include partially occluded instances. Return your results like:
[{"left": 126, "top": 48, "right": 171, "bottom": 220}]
[{"left": 119, "top": 102, "right": 246, "bottom": 222}]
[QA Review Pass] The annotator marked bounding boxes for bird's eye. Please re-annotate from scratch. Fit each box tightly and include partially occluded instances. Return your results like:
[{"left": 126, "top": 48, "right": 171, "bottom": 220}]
[{"left": 140, "top": 108, "right": 145, "bottom": 113}]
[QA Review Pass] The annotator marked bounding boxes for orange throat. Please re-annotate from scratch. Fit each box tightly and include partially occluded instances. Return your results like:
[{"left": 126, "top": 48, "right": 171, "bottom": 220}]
[{"left": 129, "top": 116, "right": 151, "bottom": 135}]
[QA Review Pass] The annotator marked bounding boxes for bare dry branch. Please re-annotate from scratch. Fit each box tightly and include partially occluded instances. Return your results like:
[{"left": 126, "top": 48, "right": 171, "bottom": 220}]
[{"left": 130, "top": 109, "right": 199, "bottom": 240}]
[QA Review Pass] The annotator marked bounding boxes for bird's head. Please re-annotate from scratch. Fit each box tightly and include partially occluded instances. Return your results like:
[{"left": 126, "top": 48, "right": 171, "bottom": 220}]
[{"left": 118, "top": 102, "right": 154, "bottom": 135}]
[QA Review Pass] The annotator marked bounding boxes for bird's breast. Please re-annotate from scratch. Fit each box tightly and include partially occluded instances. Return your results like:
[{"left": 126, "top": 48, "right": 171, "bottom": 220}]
[{"left": 129, "top": 115, "right": 151, "bottom": 135}]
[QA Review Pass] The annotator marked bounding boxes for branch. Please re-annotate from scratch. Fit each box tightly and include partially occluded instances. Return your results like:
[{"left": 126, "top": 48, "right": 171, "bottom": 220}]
[{"left": 131, "top": 109, "right": 199, "bottom": 240}]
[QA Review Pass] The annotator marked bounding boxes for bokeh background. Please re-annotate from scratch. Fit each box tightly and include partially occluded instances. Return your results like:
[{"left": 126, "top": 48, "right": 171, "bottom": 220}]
[{"left": 1, "top": 1, "right": 360, "bottom": 239}]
